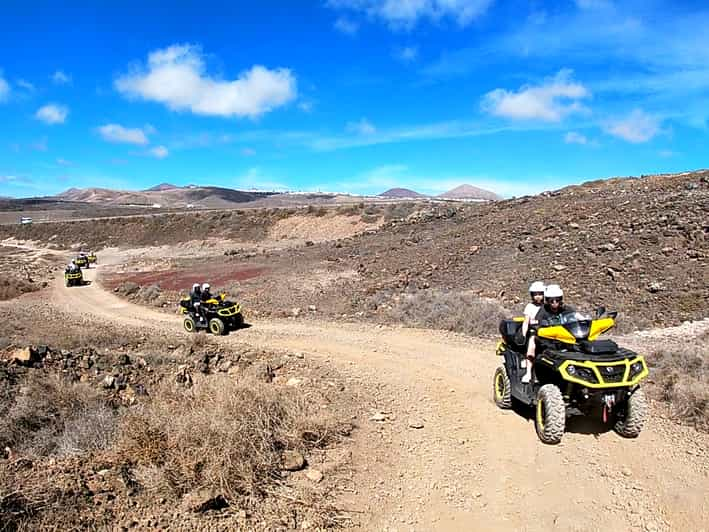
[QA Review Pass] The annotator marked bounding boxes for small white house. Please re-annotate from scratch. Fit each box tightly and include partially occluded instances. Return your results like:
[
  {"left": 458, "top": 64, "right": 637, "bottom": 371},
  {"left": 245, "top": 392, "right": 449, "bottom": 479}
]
[{"left": 20, "top": 216, "right": 33, "bottom": 225}]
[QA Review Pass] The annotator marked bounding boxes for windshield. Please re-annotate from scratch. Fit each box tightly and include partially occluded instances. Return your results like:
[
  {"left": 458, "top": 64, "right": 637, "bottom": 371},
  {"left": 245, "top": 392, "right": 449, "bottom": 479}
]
[{"left": 540, "top": 310, "right": 593, "bottom": 339}]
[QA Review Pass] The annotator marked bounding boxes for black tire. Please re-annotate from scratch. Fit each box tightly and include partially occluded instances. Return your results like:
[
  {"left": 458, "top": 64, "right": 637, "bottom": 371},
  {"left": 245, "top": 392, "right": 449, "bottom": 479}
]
[
  {"left": 209, "top": 318, "right": 225, "bottom": 336},
  {"left": 183, "top": 316, "right": 196, "bottom": 333},
  {"left": 535, "top": 384, "right": 566, "bottom": 444},
  {"left": 234, "top": 313, "right": 244, "bottom": 329},
  {"left": 614, "top": 389, "right": 648, "bottom": 438},
  {"left": 65, "top": 280, "right": 70, "bottom": 287},
  {"left": 493, "top": 366, "right": 512, "bottom": 409}
]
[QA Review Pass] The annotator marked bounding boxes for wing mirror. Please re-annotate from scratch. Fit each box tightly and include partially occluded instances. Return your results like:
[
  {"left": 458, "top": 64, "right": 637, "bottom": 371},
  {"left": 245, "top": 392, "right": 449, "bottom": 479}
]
[
  {"left": 608, "top": 311, "right": 618, "bottom": 319},
  {"left": 595, "top": 306, "right": 606, "bottom": 318}
]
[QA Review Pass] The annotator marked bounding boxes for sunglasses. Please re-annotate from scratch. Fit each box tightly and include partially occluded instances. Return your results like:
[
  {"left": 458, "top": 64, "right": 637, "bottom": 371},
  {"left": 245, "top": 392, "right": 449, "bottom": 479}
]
[
  {"left": 547, "top": 298, "right": 563, "bottom": 304},
  {"left": 531, "top": 292, "right": 544, "bottom": 297}
]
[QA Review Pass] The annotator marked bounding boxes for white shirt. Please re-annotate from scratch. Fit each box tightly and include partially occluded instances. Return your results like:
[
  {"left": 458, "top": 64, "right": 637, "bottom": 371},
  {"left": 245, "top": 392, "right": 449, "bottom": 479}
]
[{"left": 523, "top": 303, "right": 541, "bottom": 320}]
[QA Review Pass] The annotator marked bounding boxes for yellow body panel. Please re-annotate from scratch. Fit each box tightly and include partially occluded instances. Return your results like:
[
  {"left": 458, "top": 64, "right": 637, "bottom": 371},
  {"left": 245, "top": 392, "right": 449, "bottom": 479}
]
[
  {"left": 537, "top": 325, "right": 576, "bottom": 344},
  {"left": 589, "top": 317, "right": 615, "bottom": 340}
]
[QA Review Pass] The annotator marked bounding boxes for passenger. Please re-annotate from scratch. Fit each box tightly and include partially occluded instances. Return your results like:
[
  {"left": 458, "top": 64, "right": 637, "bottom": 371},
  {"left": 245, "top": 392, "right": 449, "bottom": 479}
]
[
  {"left": 189, "top": 283, "right": 201, "bottom": 305},
  {"left": 520, "top": 281, "right": 545, "bottom": 383}
]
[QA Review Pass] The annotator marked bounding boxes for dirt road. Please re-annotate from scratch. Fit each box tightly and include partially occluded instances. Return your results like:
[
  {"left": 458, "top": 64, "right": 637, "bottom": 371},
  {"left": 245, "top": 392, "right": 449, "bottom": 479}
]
[{"left": 51, "top": 259, "right": 709, "bottom": 532}]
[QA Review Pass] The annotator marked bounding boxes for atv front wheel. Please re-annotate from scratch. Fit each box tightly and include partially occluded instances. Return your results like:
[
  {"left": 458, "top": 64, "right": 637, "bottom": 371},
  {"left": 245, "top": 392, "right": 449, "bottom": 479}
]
[
  {"left": 493, "top": 366, "right": 512, "bottom": 409},
  {"left": 209, "top": 318, "right": 225, "bottom": 336},
  {"left": 614, "top": 389, "right": 647, "bottom": 438},
  {"left": 183, "top": 316, "right": 196, "bottom": 333},
  {"left": 535, "top": 384, "right": 565, "bottom": 444}
]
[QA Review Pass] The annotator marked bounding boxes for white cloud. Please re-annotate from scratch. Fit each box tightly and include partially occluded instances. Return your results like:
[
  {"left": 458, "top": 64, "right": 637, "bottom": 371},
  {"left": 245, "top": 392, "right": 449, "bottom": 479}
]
[
  {"left": 35, "top": 103, "right": 69, "bottom": 124},
  {"left": 115, "top": 44, "right": 297, "bottom": 118},
  {"left": 97, "top": 124, "right": 150, "bottom": 145},
  {"left": 52, "top": 70, "right": 72, "bottom": 85},
  {"left": 346, "top": 117, "right": 376, "bottom": 135},
  {"left": 0, "top": 75, "right": 10, "bottom": 102},
  {"left": 17, "top": 79, "right": 35, "bottom": 92},
  {"left": 395, "top": 46, "right": 419, "bottom": 62},
  {"left": 334, "top": 17, "right": 359, "bottom": 35},
  {"left": 328, "top": 0, "right": 494, "bottom": 29},
  {"left": 605, "top": 109, "right": 660, "bottom": 143},
  {"left": 564, "top": 131, "right": 588, "bottom": 144},
  {"left": 482, "top": 69, "right": 590, "bottom": 122},
  {"left": 149, "top": 145, "right": 169, "bottom": 159}
]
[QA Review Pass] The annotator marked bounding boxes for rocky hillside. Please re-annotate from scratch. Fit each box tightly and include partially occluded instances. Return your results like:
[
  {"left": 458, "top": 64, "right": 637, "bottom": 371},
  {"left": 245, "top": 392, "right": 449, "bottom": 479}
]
[{"left": 321, "top": 170, "right": 709, "bottom": 329}]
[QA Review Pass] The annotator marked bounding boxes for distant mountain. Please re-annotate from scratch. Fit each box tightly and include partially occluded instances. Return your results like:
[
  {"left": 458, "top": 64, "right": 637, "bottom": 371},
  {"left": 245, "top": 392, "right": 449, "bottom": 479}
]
[
  {"left": 54, "top": 185, "right": 278, "bottom": 207},
  {"left": 145, "top": 183, "right": 179, "bottom": 192},
  {"left": 438, "top": 184, "right": 501, "bottom": 201},
  {"left": 379, "top": 187, "right": 426, "bottom": 199}
]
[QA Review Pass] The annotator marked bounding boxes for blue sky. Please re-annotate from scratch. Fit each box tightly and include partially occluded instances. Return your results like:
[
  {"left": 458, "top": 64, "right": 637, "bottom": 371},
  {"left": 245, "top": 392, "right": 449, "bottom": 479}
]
[{"left": 1, "top": 0, "right": 708, "bottom": 198}]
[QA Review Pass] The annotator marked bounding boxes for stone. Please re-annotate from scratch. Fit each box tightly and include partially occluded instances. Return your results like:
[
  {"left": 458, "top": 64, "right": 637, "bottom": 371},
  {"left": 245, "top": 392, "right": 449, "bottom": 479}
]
[
  {"left": 11, "top": 347, "right": 37, "bottom": 366},
  {"left": 282, "top": 450, "right": 306, "bottom": 471},
  {"left": 647, "top": 281, "right": 664, "bottom": 293},
  {"left": 286, "top": 377, "right": 302, "bottom": 387},
  {"left": 369, "top": 412, "right": 388, "bottom": 422},
  {"left": 308, "top": 305, "right": 317, "bottom": 312},
  {"left": 102, "top": 375, "right": 116, "bottom": 389},
  {"left": 181, "top": 489, "right": 228, "bottom": 513},
  {"left": 553, "top": 264, "right": 567, "bottom": 271},
  {"left": 175, "top": 365, "right": 193, "bottom": 386},
  {"left": 599, "top": 243, "right": 616, "bottom": 252},
  {"left": 291, "top": 307, "right": 301, "bottom": 317},
  {"left": 305, "top": 469, "right": 324, "bottom": 483},
  {"left": 408, "top": 419, "right": 425, "bottom": 429}
]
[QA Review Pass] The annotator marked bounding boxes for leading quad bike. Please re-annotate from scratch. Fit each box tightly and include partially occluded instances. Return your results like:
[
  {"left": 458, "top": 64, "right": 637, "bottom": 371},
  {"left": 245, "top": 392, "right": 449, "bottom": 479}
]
[
  {"left": 494, "top": 308, "right": 649, "bottom": 444},
  {"left": 179, "top": 293, "right": 244, "bottom": 335}
]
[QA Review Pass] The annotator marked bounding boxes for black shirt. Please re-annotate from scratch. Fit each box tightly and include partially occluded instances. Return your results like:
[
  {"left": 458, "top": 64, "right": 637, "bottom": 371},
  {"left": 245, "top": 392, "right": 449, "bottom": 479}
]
[{"left": 534, "top": 303, "right": 576, "bottom": 326}]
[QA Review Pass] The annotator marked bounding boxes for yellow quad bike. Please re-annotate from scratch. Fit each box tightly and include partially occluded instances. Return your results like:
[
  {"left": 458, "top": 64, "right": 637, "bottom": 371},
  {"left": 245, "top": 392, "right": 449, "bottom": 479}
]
[
  {"left": 494, "top": 308, "right": 649, "bottom": 444},
  {"left": 64, "top": 268, "right": 83, "bottom": 287},
  {"left": 179, "top": 293, "right": 244, "bottom": 335},
  {"left": 74, "top": 255, "right": 89, "bottom": 269},
  {"left": 87, "top": 252, "right": 97, "bottom": 265}
]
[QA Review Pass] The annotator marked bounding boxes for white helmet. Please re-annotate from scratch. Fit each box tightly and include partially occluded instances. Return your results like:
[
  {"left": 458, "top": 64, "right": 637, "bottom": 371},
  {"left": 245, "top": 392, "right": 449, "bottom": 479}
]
[
  {"left": 201, "top": 283, "right": 210, "bottom": 291},
  {"left": 529, "top": 281, "right": 545, "bottom": 294},
  {"left": 544, "top": 284, "right": 563, "bottom": 300},
  {"left": 192, "top": 283, "right": 200, "bottom": 291}
]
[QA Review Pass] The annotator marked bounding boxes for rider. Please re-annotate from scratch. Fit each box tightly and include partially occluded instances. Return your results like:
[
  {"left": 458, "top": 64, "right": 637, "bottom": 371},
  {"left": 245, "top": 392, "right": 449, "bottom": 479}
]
[
  {"left": 200, "top": 283, "right": 212, "bottom": 303},
  {"left": 189, "top": 283, "right": 201, "bottom": 304},
  {"left": 520, "top": 281, "right": 545, "bottom": 383}
]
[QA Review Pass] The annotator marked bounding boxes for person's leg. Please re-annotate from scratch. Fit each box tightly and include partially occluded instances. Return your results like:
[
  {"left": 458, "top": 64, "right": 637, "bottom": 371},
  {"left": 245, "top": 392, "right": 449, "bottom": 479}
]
[{"left": 522, "top": 336, "right": 535, "bottom": 383}]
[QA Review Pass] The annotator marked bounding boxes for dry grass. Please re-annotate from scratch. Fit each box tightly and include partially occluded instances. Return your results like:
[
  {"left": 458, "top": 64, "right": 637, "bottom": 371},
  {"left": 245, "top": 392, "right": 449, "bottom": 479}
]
[
  {"left": 373, "top": 289, "right": 509, "bottom": 337},
  {"left": 118, "top": 375, "right": 343, "bottom": 506},
  {"left": 646, "top": 331, "right": 709, "bottom": 431},
  {"left": 0, "top": 373, "right": 118, "bottom": 457}
]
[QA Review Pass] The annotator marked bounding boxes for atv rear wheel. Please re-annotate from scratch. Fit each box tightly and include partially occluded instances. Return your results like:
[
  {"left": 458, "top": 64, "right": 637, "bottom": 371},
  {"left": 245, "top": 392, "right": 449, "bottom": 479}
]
[
  {"left": 614, "top": 388, "right": 647, "bottom": 438},
  {"left": 535, "top": 384, "right": 565, "bottom": 444},
  {"left": 183, "top": 316, "right": 196, "bottom": 333},
  {"left": 493, "top": 366, "right": 512, "bottom": 408},
  {"left": 209, "top": 318, "right": 225, "bottom": 336}
]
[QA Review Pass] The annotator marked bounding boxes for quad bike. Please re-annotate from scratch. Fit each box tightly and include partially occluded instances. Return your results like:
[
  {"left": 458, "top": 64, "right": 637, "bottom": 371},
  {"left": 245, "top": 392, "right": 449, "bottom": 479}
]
[
  {"left": 179, "top": 293, "right": 244, "bottom": 335},
  {"left": 64, "top": 268, "right": 83, "bottom": 287},
  {"left": 494, "top": 308, "right": 649, "bottom": 444},
  {"left": 87, "top": 252, "right": 97, "bottom": 265},
  {"left": 74, "top": 255, "right": 89, "bottom": 268}
]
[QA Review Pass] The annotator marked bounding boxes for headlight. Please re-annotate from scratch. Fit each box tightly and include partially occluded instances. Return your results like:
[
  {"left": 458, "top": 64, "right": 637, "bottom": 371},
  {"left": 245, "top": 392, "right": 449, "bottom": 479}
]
[
  {"left": 567, "top": 365, "right": 577, "bottom": 375},
  {"left": 629, "top": 361, "right": 644, "bottom": 376}
]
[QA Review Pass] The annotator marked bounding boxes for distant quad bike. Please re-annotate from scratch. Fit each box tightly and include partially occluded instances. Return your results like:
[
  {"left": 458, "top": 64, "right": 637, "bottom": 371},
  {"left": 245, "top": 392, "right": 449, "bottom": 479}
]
[
  {"left": 494, "top": 308, "right": 649, "bottom": 444},
  {"left": 64, "top": 268, "right": 83, "bottom": 287},
  {"left": 87, "top": 252, "right": 97, "bottom": 265},
  {"left": 179, "top": 293, "right": 244, "bottom": 335},
  {"left": 74, "top": 255, "right": 89, "bottom": 268}
]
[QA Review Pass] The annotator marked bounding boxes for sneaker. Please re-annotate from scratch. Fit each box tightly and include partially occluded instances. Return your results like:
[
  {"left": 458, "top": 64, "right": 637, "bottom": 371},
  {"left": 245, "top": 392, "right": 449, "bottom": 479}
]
[{"left": 521, "top": 372, "right": 532, "bottom": 384}]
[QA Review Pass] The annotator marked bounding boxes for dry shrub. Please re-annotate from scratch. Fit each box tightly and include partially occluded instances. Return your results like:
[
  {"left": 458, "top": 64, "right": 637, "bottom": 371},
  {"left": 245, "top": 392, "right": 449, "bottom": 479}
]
[
  {"left": 647, "top": 331, "right": 709, "bottom": 431},
  {"left": 375, "top": 289, "right": 509, "bottom": 336},
  {"left": 0, "top": 373, "right": 118, "bottom": 456},
  {"left": 118, "top": 375, "right": 343, "bottom": 506},
  {"left": 0, "top": 277, "right": 39, "bottom": 301}
]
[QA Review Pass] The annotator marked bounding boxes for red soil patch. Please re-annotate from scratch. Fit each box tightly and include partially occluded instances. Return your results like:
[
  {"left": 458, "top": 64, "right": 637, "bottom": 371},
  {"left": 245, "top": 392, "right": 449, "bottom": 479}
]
[{"left": 105, "top": 266, "right": 266, "bottom": 291}]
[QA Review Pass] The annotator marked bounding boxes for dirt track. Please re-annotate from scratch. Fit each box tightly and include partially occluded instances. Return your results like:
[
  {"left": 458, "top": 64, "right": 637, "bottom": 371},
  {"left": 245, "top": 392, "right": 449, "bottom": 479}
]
[{"left": 51, "top": 256, "right": 708, "bottom": 531}]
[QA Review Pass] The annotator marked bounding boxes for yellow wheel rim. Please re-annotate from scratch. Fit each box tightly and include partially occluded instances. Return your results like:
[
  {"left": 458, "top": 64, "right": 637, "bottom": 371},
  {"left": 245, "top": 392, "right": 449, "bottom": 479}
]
[
  {"left": 537, "top": 400, "right": 545, "bottom": 431},
  {"left": 495, "top": 373, "right": 504, "bottom": 400},
  {"left": 184, "top": 320, "right": 193, "bottom": 332}
]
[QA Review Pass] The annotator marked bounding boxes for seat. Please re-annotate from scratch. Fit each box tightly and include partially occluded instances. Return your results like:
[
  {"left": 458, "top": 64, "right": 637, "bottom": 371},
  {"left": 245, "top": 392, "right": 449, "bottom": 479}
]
[{"left": 499, "top": 318, "right": 527, "bottom": 353}]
